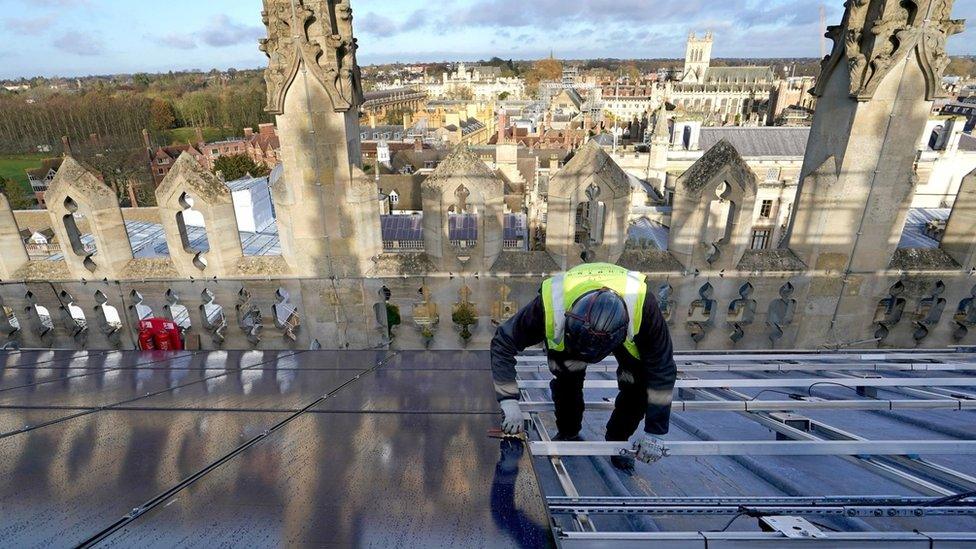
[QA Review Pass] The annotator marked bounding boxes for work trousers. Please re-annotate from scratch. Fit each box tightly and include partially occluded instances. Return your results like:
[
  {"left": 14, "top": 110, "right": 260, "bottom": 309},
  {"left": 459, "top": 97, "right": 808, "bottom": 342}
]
[{"left": 549, "top": 361, "right": 647, "bottom": 441}]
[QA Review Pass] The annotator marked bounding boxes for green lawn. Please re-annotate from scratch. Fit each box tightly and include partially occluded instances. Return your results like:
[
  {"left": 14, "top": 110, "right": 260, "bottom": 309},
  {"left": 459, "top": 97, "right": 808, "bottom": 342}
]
[{"left": 0, "top": 153, "right": 50, "bottom": 191}]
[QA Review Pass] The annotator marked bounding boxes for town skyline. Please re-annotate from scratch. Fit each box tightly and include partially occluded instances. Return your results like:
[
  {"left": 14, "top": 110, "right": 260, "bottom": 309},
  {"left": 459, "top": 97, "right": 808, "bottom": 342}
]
[{"left": 1, "top": 0, "right": 973, "bottom": 80}]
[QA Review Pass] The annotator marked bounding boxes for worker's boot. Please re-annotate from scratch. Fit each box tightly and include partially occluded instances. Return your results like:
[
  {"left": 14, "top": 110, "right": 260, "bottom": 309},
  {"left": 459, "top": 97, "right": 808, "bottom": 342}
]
[
  {"left": 611, "top": 455, "right": 636, "bottom": 474},
  {"left": 553, "top": 432, "right": 583, "bottom": 442}
]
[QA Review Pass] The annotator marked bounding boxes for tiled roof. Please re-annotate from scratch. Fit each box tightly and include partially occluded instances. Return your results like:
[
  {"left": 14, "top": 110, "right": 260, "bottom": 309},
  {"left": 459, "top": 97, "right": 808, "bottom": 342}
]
[
  {"left": 25, "top": 158, "right": 63, "bottom": 179},
  {"left": 704, "top": 66, "right": 774, "bottom": 84},
  {"left": 699, "top": 127, "right": 810, "bottom": 158}
]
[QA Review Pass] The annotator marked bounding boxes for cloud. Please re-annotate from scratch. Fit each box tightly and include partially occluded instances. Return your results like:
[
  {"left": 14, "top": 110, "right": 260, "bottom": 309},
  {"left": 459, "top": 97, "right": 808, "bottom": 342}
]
[
  {"left": 154, "top": 33, "right": 198, "bottom": 50},
  {"left": 2, "top": 14, "right": 58, "bottom": 31},
  {"left": 360, "top": 12, "right": 399, "bottom": 37},
  {"left": 53, "top": 31, "right": 104, "bottom": 56},
  {"left": 199, "top": 14, "right": 264, "bottom": 47}
]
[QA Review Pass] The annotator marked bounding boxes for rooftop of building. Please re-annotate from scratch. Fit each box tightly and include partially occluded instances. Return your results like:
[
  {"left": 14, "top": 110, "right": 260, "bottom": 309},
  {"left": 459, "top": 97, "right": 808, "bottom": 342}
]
[
  {"left": 3, "top": 349, "right": 974, "bottom": 546},
  {"left": 698, "top": 126, "right": 810, "bottom": 157}
]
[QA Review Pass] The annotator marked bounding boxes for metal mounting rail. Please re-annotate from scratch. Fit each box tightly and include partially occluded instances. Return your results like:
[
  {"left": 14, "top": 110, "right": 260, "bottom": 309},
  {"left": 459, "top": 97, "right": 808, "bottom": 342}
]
[
  {"left": 516, "top": 351, "right": 976, "bottom": 364},
  {"left": 547, "top": 495, "right": 975, "bottom": 506},
  {"left": 517, "top": 377, "right": 976, "bottom": 389},
  {"left": 555, "top": 531, "right": 976, "bottom": 545},
  {"left": 546, "top": 496, "right": 976, "bottom": 518},
  {"left": 528, "top": 440, "right": 976, "bottom": 457},
  {"left": 516, "top": 362, "right": 976, "bottom": 373},
  {"left": 519, "top": 398, "right": 976, "bottom": 413}
]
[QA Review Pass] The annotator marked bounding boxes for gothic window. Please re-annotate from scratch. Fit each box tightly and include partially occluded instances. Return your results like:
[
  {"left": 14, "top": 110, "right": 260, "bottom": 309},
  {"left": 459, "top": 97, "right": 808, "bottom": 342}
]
[
  {"left": 760, "top": 200, "right": 774, "bottom": 218},
  {"left": 751, "top": 229, "right": 771, "bottom": 250},
  {"left": 574, "top": 202, "right": 590, "bottom": 244}
]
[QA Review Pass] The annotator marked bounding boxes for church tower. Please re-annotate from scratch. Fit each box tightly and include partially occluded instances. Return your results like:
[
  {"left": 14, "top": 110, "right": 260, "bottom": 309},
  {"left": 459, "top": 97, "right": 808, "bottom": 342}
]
[{"left": 682, "top": 31, "right": 713, "bottom": 84}]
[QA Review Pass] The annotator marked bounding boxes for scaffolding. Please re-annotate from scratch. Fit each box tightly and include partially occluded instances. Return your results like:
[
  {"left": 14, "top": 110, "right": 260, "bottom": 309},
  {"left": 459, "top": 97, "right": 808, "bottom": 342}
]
[{"left": 517, "top": 349, "right": 976, "bottom": 547}]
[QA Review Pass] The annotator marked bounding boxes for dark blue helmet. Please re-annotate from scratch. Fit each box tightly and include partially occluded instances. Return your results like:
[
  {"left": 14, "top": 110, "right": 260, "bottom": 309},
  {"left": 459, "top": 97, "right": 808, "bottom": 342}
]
[{"left": 564, "top": 289, "right": 629, "bottom": 363}]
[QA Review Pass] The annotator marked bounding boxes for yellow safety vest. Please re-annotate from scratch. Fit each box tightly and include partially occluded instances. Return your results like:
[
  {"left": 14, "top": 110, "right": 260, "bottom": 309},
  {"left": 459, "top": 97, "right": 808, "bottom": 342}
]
[{"left": 542, "top": 263, "right": 647, "bottom": 359}]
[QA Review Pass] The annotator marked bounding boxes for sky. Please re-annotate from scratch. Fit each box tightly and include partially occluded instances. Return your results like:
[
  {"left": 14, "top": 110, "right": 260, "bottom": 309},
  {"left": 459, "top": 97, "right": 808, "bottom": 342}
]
[{"left": 0, "top": 0, "right": 973, "bottom": 79}]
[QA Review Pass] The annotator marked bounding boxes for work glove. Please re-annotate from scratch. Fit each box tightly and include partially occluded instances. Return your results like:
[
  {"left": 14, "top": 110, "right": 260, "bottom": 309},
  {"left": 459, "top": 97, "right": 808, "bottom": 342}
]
[
  {"left": 500, "top": 399, "right": 526, "bottom": 435},
  {"left": 633, "top": 434, "right": 667, "bottom": 464}
]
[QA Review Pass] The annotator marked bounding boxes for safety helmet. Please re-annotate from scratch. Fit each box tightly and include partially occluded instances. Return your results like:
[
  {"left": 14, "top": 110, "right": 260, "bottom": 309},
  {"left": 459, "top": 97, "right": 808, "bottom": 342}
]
[{"left": 564, "top": 288, "right": 629, "bottom": 363}]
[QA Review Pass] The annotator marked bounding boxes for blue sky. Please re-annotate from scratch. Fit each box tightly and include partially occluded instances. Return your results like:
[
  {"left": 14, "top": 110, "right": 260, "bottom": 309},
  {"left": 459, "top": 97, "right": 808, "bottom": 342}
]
[{"left": 0, "top": 0, "right": 973, "bottom": 79}]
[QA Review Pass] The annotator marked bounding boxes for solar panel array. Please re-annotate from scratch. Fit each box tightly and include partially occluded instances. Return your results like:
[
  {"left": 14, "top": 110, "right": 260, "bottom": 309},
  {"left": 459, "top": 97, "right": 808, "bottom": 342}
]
[
  {"left": 381, "top": 215, "right": 424, "bottom": 242},
  {"left": 47, "top": 221, "right": 281, "bottom": 261},
  {"left": 449, "top": 214, "right": 479, "bottom": 241}
]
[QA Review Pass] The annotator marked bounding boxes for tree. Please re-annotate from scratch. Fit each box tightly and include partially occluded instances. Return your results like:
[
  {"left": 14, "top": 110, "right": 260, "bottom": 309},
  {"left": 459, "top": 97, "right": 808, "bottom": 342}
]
[
  {"left": 150, "top": 98, "right": 176, "bottom": 133},
  {"left": 525, "top": 57, "right": 563, "bottom": 96},
  {"left": 0, "top": 177, "right": 34, "bottom": 210},
  {"left": 947, "top": 57, "right": 976, "bottom": 78},
  {"left": 213, "top": 154, "right": 270, "bottom": 181}
]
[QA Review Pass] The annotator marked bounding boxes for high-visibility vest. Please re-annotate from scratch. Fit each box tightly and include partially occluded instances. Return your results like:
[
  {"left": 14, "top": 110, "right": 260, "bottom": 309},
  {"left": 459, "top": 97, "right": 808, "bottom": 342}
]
[{"left": 541, "top": 263, "right": 647, "bottom": 359}]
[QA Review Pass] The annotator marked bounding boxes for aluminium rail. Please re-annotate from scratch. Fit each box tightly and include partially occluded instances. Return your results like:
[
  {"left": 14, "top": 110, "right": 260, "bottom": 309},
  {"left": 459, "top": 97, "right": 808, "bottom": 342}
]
[
  {"left": 528, "top": 440, "right": 976, "bottom": 457},
  {"left": 517, "top": 349, "right": 976, "bottom": 545},
  {"left": 519, "top": 397, "right": 976, "bottom": 413},
  {"left": 516, "top": 377, "right": 976, "bottom": 389}
]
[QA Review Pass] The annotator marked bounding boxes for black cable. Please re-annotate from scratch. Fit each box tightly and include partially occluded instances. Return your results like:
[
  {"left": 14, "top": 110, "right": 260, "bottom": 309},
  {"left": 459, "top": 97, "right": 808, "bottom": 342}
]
[
  {"left": 715, "top": 512, "right": 747, "bottom": 532},
  {"left": 925, "top": 490, "right": 976, "bottom": 507},
  {"left": 807, "top": 381, "right": 865, "bottom": 398},
  {"left": 747, "top": 389, "right": 796, "bottom": 402}
]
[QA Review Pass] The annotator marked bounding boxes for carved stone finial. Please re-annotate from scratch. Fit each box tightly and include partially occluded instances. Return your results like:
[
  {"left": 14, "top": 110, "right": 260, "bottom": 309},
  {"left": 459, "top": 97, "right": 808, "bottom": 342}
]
[
  {"left": 260, "top": 0, "right": 365, "bottom": 114},
  {"left": 815, "top": 0, "right": 965, "bottom": 101}
]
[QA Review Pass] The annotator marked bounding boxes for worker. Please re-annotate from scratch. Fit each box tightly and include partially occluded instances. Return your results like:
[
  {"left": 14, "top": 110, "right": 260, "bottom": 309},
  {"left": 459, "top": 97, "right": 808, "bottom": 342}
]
[{"left": 491, "top": 263, "right": 677, "bottom": 471}]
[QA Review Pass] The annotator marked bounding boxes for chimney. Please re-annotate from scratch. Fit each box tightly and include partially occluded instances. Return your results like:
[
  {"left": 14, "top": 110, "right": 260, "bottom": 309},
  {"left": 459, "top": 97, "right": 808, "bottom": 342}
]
[
  {"left": 244, "top": 127, "right": 254, "bottom": 139},
  {"left": 414, "top": 137, "right": 424, "bottom": 152},
  {"left": 369, "top": 113, "right": 378, "bottom": 129},
  {"left": 142, "top": 129, "right": 152, "bottom": 150},
  {"left": 194, "top": 127, "right": 204, "bottom": 145},
  {"left": 258, "top": 123, "right": 276, "bottom": 138},
  {"left": 549, "top": 154, "right": 560, "bottom": 171},
  {"left": 61, "top": 136, "right": 72, "bottom": 155},
  {"left": 497, "top": 110, "right": 508, "bottom": 144}
]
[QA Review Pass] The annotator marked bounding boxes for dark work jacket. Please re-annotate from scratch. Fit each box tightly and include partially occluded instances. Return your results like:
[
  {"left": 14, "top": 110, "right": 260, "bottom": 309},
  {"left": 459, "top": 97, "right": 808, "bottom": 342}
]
[{"left": 490, "top": 282, "right": 677, "bottom": 435}]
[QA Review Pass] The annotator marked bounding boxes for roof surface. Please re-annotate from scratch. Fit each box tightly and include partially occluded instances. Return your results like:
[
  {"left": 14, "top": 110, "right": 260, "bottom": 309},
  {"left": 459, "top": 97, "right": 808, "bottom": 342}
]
[
  {"left": 699, "top": 127, "right": 810, "bottom": 157},
  {"left": 5, "top": 349, "right": 974, "bottom": 546},
  {"left": 0, "top": 350, "right": 550, "bottom": 547}
]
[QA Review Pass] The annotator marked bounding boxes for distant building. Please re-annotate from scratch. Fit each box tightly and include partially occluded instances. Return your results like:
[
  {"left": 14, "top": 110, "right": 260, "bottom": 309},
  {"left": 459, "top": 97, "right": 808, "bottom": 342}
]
[
  {"left": 145, "top": 124, "right": 281, "bottom": 186},
  {"left": 25, "top": 158, "right": 63, "bottom": 206},
  {"left": 403, "top": 63, "right": 525, "bottom": 101}
]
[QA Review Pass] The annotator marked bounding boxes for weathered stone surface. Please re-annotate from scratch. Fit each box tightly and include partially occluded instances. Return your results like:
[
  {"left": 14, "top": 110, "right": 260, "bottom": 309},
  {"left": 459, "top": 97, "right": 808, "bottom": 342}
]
[
  {"left": 490, "top": 251, "right": 560, "bottom": 275},
  {"left": 670, "top": 140, "right": 759, "bottom": 272},
  {"left": 679, "top": 139, "right": 755, "bottom": 195},
  {"left": 370, "top": 253, "right": 436, "bottom": 277},
  {"left": 119, "top": 258, "right": 180, "bottom": 280},
  {"left": 546, "top": 141, "right": 633, "bottom": 269},
  {"left": 0, "top": 193, "right": 28, "bottom": 279},
  {"left": 260, "top": 0, "right": 363, "bottom": 114},
  {"left": 815, "top": 0, "right": 965, "bottom": 101},
  {"left": 237, "top": 256, "right": 291, "bottom": 277},
  {"left": 616, "top": 249, "right": 685, "bottom": 274},
  {"left": 156, "top": 153, "right": 243, "bottom": 278},
  {"left": 421, "top": 147, "right": 505, "bottom": 273},
  {"left": 45, "top": 156, "right": 133, "bottom": 280},
  {"left": 14, "top": 260, "right": 71, "bottom": 281},
  {"left": 889, "top": 248, "right": 961, "bottom": 271},
  {"left": 736, "top": 249, "right": 807, "bottom": 272}
]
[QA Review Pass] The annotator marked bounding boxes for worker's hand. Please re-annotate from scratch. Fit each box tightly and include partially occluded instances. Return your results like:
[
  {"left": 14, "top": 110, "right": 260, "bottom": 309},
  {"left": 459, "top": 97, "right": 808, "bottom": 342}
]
[
  {"left": 633, "top": 434, "right": 667, "bottom": 464},
  {"left": 500, "top": 399, "right": 526, "bottom": 435}
]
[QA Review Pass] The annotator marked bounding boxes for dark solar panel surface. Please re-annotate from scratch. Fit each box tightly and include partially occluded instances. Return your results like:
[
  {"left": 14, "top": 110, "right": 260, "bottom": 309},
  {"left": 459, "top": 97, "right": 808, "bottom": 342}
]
[
  {"left": 380, "top": 214, "right": 424, "bottom": 241},
  {"left": 0, "top": 350, "right": 551, "bottom": 547}
]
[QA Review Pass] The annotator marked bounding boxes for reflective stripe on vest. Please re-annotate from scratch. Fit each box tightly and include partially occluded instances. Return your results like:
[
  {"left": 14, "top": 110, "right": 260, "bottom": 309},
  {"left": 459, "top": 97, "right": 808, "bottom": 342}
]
[{"left": 542, "top": 263, "right": 647, "bottom": 359}]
